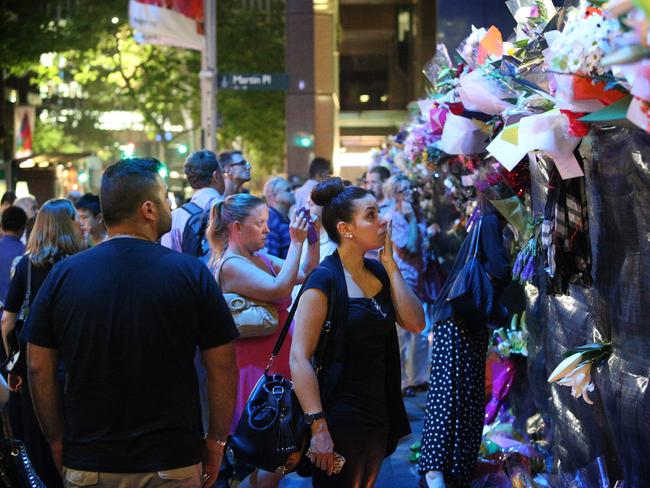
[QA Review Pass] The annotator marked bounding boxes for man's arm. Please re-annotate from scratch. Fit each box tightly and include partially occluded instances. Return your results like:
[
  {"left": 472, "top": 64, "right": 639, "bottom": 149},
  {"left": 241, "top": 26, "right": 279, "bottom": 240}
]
[
  {"left": 200, "top": 342, "right": 238, "bottom": 485},
  {"left": 28, "top": 343, "right": 64, "bottom": 471}
]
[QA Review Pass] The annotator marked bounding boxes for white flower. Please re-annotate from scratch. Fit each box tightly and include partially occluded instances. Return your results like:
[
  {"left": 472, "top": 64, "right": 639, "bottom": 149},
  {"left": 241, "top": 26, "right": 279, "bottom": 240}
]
[
  {"left": 547, "top": 352, "right": 583, "bottom": 383},
  {"left": 557, "top": 362, "right": 595, "bottom": 405}
]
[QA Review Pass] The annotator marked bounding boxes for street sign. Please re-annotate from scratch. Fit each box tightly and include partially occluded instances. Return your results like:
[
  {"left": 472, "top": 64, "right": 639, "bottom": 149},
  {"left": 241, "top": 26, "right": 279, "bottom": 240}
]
[{"left": 218, "top": 73, "right": 289, "bottom": 91}]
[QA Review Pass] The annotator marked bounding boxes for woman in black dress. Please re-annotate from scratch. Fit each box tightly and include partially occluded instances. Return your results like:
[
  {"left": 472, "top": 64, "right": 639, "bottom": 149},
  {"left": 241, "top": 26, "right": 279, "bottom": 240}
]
[
  {"left": 418, "top": 198, "right": 511, "bottom": 488},
  {"left": 1, "top": 198, "right": 84, "bottom": 488},
  {"left": 290, "top": 178, "right": 425, "bottom": 488}
]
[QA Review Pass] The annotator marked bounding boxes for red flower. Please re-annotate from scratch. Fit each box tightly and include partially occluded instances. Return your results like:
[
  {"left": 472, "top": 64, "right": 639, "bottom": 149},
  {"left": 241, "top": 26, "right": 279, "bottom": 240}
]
[
  {"left": 560, "top": 109, "right": 590, "bottom": 137},
  {"left": 448, "top": 102, "right": 465, "bottom": 115}
]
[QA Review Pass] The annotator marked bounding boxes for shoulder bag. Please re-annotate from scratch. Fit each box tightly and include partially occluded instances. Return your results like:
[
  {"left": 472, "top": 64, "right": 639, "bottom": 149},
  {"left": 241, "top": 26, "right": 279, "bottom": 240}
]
[
  {"left": 0, "top": 409, "right": 45, "bottom": 487},
  {"left": 2, "top": 260, "right": 32, "bottom": 375},
  {"left": 231, "top": 269, "right": 335, "bottom": 474},
  {"left": 446, "top": 217, "right": 496, "bottom": 323},
  {"left": 214, "top": 255, "right": 279, "bottom": 339}
]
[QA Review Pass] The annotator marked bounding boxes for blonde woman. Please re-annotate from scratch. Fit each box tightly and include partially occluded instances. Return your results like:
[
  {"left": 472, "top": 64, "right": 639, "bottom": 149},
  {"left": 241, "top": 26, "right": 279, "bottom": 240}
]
[
  {"left": 1, "top": 198, "right": 84, "bottom": 488},
  {"left": 206, "top": 193, "right": 319, "bottom": 488}
]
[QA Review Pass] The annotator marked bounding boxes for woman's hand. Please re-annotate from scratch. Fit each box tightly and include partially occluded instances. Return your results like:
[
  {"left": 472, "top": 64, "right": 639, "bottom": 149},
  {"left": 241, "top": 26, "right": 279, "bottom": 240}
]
[
  {"left": 8, "top": 373, "right": 22, "bottom": 393},
  {"left": 290, "top": 211, "right": 309, "bottom": 244},
  {"left": 309, "top": 422, "right": 335, "bottom": 475},
  {"left": 380, "top": 220, "right": 398, "bottom": 272}
]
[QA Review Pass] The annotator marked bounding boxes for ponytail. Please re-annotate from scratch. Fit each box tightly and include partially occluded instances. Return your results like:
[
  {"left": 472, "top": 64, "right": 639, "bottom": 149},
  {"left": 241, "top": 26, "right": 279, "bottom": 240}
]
[
  {"left": 207, "top": 199, "right": 228, "bottom": 266},
  {"left": 206, "top": 193, "right": 265, "bottom": 266}
]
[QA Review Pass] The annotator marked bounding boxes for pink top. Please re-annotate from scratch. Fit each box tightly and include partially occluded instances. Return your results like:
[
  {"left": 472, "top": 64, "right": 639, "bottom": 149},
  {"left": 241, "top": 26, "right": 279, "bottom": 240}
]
[{"left": 225, "top": 253, "right": 293, "bottom": 433}]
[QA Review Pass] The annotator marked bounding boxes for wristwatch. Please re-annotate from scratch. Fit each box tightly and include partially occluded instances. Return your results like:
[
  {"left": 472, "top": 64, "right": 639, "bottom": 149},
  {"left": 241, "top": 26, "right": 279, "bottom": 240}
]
[{"left": 303, "top": 412, "right": 326, "bottom": 425}]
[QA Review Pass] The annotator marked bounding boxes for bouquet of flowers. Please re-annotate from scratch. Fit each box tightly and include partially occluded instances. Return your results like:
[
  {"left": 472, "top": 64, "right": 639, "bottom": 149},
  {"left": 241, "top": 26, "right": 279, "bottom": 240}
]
[
  {"left": 493, "top": 312, "right": 529, "bottom": 358},
  {"left": 512, "top": 219, "right": 542, "bottom": 284},
  {"left": 547, "top": 6, "right": 620, "bottom": 77}
]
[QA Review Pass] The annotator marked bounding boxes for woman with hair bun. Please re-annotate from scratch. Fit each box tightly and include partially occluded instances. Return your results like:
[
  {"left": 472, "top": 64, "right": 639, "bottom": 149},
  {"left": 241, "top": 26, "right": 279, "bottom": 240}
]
[
  {"left": 206, "top": 193, "right": 319, "bottom": 488},
  {"left": 290, "top": 177, "right": 425, "bottom": 487}
]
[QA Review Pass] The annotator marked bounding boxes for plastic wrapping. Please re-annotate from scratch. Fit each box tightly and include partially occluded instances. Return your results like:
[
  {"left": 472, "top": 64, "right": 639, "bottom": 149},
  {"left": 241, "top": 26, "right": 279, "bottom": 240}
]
[{"left": 526, "top": 126, "right": 650, "bottom": 485}]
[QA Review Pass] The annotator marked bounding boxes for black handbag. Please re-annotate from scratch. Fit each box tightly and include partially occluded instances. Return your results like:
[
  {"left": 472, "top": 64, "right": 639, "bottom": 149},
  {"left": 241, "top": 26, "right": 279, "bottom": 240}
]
[
  {"left": 231, "top": 270, "right": 335, "bottom": 474},
  {"left": 0, "top": 410, "right": 45, "bottom": 487},
  {"left": 446, "top": 218, "right": 495, "bottom": 322}
]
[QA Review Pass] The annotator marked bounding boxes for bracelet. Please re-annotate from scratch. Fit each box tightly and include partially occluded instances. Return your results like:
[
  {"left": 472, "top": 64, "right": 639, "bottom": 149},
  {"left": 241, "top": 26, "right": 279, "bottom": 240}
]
[{"left": 205, "top": 438, "right": 227, "bottom": 453}]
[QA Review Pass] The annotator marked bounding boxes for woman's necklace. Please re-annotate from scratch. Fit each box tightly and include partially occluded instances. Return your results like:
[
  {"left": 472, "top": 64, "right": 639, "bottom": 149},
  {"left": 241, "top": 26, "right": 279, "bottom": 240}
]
[{"left": 343, "top": 266, "right": 387, "bottom": 319}]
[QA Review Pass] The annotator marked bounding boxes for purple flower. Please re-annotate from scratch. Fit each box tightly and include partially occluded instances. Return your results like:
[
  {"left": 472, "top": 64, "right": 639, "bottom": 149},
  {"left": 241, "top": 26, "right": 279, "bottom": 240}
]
[
  {"left": 512, "top": 253, "right": 524, "bottom": 277},
  {"left": 521, "top": 255, "right": 536, "bottom": 282}
]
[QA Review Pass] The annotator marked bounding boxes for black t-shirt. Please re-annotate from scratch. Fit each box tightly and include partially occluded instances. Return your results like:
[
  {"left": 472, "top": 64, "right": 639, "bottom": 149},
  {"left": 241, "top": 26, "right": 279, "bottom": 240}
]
[
  {"left": 302, "top": 269, "right": 398, "bottom": 431},
  {"left": 24, "top": 237, "right": 239, "bottom": 473},
  {"left": 4, "top": 255, "right": 51, "bottom": 314},
  {"left": 326, "top": 287, "right": 396, "bottom": 431}
]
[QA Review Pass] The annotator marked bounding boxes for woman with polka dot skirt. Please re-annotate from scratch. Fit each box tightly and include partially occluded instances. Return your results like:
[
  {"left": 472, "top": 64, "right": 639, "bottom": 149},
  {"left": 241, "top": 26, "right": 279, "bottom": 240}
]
[{"left": 418, "top": 199, "right": 510, "bottom": 488}]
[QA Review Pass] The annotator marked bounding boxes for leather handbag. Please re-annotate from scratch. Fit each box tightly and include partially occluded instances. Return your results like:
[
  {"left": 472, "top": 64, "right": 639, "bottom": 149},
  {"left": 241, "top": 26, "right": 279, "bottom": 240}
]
[
  {"left": 231, "top": 269, "right": 334, "bottom": 474},
  {"left": 215, "top": 255, "right": 279, "bottom": 338},
  {"left": 0, "top": 410, "right": 45, "bottom": 487},
  {"left": 446, "top": 218, "right": 495, "bottom": 322}
]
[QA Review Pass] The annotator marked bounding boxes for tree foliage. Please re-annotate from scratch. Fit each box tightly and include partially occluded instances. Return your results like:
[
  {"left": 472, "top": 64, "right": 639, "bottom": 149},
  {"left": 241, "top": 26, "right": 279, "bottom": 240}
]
[
  {"left": 216, "top": 0, "right": 285, "bottom": 175},
  {"left": 4, "top": 0, "right": 286, "bottom": 173}
]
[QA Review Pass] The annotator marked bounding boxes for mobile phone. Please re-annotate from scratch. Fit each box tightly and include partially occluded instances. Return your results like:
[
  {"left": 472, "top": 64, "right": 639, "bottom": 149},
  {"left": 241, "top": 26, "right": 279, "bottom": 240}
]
[{"left": 297, "top": 207, "right": 319, "bottom": 245}]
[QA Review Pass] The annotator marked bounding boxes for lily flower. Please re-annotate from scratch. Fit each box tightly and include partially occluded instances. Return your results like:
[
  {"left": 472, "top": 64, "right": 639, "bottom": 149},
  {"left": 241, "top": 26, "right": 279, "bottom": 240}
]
[
  {"left": 557, "top": 362, "right": 595, "bottom": 405},
  {"left": 547, "top": 352, "right": 583, "bottom": 383}
]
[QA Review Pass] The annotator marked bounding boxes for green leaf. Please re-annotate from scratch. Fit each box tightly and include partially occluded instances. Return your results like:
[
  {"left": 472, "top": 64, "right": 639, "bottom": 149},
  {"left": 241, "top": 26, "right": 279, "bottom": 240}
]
[{"left": 579, "top": 97, "right": 632, "bottom": 123}]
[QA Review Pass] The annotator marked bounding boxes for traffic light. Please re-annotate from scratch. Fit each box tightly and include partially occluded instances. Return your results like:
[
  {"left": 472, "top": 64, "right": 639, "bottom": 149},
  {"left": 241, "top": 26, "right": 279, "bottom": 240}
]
[{"left": 293, "top": 132, "right": 314, "bottom": 148}]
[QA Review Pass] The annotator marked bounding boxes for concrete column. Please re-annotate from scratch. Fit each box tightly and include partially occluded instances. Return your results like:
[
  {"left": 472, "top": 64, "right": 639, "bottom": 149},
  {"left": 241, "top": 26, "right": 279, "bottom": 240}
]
[{"left": 285, "top": 0, "right": 338, "bottom": 178}]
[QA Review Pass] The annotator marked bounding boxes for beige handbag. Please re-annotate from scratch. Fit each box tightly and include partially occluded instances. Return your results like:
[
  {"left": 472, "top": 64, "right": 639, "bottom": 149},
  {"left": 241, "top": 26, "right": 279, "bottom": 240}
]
[{"left": 215, "top": 255, "right": 279, "bottom": 338}]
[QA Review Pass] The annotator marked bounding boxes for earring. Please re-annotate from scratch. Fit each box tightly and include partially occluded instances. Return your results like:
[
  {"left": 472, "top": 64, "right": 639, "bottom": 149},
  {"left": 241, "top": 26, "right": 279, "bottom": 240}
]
[{"left": 345, "top": 233, "right": 353, "bottom": 239}]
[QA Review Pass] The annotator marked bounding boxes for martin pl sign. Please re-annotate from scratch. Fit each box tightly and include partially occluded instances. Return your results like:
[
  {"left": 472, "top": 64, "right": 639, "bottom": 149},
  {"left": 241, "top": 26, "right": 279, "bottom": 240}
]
[{"left": 218, "top": 73, "right": 289, "bottom": 91}]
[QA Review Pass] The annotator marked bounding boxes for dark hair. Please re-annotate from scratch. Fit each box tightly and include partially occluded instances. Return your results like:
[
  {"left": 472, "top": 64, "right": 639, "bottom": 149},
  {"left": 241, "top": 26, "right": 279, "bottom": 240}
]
[
  {"left": 100, "top": 158, "right": 164, "bottom": 226},
  {"left": 309, "top": 157, "right": 332, "bottom": 179},
  {"left": 75, "top": 193, "right": 101, "bottom": 217},
  {"left": 369, "top": 166, "right": 390, "bottom": 182},
  {"left": 218, "top": 150, "right": 244, "bottom": 168},
  {"left": 184, "top": 150, "right": 221, "bottom": 189},
  {"left": 1, "top": 206, "right": 27, "bottom": 233},
  {"left": 1, "top": 191, "right": 16, "bottom": 206},
  {"left": 311, "top": 177, "right": 370, "bottom": 244}
]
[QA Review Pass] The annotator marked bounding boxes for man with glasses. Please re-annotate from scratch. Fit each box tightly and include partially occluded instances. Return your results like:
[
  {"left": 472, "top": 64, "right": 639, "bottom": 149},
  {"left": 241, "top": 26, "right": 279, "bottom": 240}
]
[
  {"left": 263, "top": 176, "right": 296, "bottom": 259},
  {"left": 219, "top": 151, "right": 251, "bottom": 197}
]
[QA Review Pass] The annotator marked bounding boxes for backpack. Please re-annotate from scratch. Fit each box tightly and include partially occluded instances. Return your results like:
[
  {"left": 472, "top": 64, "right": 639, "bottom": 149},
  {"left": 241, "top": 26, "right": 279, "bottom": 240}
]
[{"left": 180, "top": 202, "right": 212, "bottom": 264}]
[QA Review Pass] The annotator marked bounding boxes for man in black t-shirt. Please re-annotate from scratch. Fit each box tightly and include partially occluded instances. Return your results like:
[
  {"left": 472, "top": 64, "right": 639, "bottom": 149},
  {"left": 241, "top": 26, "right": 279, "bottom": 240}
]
[{"left": 25, "top": 158, "right": 239, "bottom": 487}]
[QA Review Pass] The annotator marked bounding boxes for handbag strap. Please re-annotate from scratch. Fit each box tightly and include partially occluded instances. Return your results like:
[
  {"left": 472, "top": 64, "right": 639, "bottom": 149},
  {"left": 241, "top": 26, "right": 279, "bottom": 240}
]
[
  {"left": 465, "top": 217, "right": 483, "bottom": 264},
  {"left": 1, "top": 408, "right": 13, "bottom": 441},
  {"left": 265, "top": 268, "right": 335, "bottom": 374},
  {"left": 24, "top": 258, "right": 32, "bottom": 308},
  {"left": 213, "top": 254, "right": 251, "bottom": 288}
]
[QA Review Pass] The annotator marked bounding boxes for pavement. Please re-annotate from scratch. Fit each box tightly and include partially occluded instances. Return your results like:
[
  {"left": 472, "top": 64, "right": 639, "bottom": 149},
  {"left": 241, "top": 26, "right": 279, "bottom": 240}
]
[{"left": 281, "top": 392, "right": 427, "bottom": 487}]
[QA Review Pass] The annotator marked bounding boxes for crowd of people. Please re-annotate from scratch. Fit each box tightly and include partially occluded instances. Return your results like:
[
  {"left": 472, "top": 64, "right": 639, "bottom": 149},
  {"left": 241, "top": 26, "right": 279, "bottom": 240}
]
[{"left": 0, "top": 148, "right": 511, "bottom": 488}]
